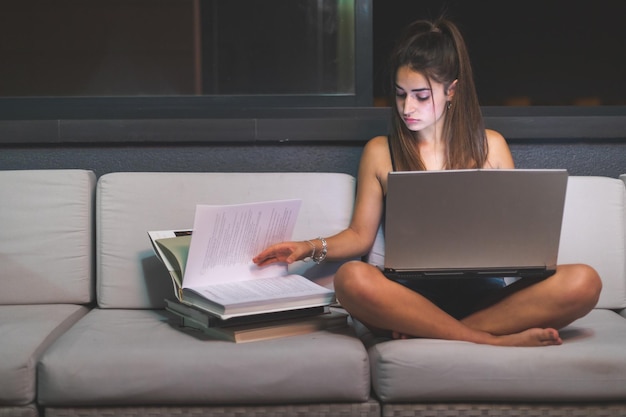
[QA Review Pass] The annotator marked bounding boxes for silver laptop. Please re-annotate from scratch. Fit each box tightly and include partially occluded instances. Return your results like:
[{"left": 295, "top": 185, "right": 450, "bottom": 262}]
[{"left": 383, "top": 169, "right": 568, "bottom": 281}]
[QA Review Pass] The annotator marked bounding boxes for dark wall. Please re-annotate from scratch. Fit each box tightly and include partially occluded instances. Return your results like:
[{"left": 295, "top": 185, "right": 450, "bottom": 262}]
[
  {"left": 0, "top": 141, "right": 624, "bottom": 180},
  {"left": 0, "top": 107, "right": 624, "bottom": 179}
]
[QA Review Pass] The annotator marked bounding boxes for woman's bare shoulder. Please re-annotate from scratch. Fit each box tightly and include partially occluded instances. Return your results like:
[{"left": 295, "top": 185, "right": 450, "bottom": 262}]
[
  {"left": 485, "top": 129, "right": 515, "bottom": 169},
  {"left": 361, "top": 135, "right": 391, "bottom": 163},
  {"left": 360, "top": 136, "right": 393, "bottom": 182},
  {"left": 364, "top": 135, "right": 389, "bottom": 150},
  {"left": 485, "top": 128, "right": 506, "bottom": 144}
]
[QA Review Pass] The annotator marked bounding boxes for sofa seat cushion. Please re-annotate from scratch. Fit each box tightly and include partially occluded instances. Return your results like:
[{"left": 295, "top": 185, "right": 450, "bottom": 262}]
[
  {"left": 0, "top": 404, "right": 39, "bottom": 417},
  {"left": 0, "top": 304, "right": 89, "bottom": 405},
  {"left": 38, "top": 308, "right": 371, "bottom": 406},
  {"left": 368, "top": 309, "right": 626, "bottom": 402}
]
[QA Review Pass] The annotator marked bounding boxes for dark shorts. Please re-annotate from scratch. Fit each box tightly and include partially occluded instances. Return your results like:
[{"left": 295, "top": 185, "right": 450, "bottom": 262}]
[{"left": 395, "top": 277, "right": 508, "bottom": 320}]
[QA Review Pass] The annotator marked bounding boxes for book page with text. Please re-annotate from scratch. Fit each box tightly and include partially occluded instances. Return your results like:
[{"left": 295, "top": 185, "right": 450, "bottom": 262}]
[
  {"left": 188, "top": 274, "right": 332, "bottom": 306},
  {"left": 183, "top": 199, "right": 301, "bottom": 288}
]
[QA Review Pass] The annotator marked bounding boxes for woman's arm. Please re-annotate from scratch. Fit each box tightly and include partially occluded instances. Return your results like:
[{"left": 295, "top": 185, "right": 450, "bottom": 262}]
[{"left": 253, "top": 136, "right": 390, "bottom": 266}]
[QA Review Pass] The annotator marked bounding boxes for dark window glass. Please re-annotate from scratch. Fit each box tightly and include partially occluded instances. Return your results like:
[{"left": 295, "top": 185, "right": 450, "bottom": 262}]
[
  {"left": 373, "top": 0, "right": 626, "bottom": 106},
  {"left": 1, "top": 0, "right": 624, "bottom": 107},
  {"left": 0, "top": 0, "right": 198, "bottom": 97},
  {"left": 0, "top": 0, "right": 359, "bottom": 101},
  {"left": 200, "top": 0, "right": 355, "bottom": 96}
]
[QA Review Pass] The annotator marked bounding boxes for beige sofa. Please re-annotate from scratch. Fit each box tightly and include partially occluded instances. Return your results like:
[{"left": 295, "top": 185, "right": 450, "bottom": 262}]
[{"left": 1, "top": 169, "right": 625, "bottom": 417}]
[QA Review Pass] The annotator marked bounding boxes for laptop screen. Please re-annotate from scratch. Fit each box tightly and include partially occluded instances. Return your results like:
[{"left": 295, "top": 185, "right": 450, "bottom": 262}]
[{"left": 383, "top": 169, "right": 568, "bottom": 279}]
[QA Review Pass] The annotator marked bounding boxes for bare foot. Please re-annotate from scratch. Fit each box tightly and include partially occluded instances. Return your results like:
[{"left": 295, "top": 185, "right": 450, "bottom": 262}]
[
  {"left": 493, "top": 328, "right": 562, "bottom": 347},
  {"left": 390, "top": 328, "right": 562, "bottom": 347}
]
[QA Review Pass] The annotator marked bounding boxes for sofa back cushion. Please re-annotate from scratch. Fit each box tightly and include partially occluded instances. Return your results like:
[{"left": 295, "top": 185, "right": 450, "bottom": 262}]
[
  {"left": 96, "top": 172, "right": 356, "bottom": 309},
  {"left": 558, "top": 176, "right": 626, "bottom": 309},
  {"left": 0, "top": 169, "right": 95, "bottom": 305}
]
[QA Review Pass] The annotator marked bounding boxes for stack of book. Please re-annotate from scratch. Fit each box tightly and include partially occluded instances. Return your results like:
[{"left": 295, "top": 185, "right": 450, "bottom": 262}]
[
  {"left": 165, "top": 299, "right": 348, "bottom": 343},
  {"left": 148, "top": 199, "right": 348, "bottom": 343}
]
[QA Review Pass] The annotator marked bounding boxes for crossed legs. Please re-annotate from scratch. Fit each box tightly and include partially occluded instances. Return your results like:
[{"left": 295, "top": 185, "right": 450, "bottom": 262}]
[{"left": 333, "top": 261, "right": 602, "bottom": 347}]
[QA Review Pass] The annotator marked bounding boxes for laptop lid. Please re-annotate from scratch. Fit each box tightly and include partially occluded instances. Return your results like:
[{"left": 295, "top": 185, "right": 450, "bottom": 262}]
[{"left": 383, "top": 169, "right": 568, "bottom": 279}]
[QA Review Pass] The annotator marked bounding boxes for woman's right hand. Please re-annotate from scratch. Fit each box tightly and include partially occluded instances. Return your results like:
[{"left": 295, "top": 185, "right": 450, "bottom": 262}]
[{"left": 252, "top": 241, "right": 312, "bottom": 267}]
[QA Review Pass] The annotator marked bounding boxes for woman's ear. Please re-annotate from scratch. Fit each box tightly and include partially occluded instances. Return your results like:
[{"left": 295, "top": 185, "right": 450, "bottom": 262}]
[{"left": 446, "top": 79, "right": 458, "bottom": 100}]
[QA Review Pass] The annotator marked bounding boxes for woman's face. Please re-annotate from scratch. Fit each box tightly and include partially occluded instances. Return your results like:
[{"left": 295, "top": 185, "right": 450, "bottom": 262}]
[{"left": 394, "top": 65, "right": 452, "bottom": 132}]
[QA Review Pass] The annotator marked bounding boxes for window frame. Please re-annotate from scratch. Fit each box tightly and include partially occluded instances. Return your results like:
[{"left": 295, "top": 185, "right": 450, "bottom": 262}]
[{"left": 0, "top": 0, "right": 372, "bottom": 120}]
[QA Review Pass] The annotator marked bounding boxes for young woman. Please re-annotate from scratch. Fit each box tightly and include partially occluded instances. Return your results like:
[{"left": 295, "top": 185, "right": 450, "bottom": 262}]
[{"left": 253, "top": 18, "right": 602, "bottom": 347}]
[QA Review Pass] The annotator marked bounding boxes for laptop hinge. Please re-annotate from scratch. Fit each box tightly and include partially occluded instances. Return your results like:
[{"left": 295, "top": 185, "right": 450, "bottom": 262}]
[{"left": 383, "top": 267, "right": 554, "bottom": 281}]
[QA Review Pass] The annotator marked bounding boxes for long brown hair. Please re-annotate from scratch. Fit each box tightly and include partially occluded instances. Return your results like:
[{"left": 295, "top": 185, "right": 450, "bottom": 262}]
[{"left": 388, "top": 18, "right": 487, "bottom": 171}]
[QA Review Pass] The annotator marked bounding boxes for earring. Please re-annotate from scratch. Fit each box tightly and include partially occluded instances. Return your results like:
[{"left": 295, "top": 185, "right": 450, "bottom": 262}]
[{"left": 446, "top": 101, "right": 452, "bottom": 110}]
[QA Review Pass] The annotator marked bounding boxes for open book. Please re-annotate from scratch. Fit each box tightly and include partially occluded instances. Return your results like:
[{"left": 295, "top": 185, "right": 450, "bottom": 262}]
[{"left": 148, "top": 199, "right": 335, "bottom": 320}]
